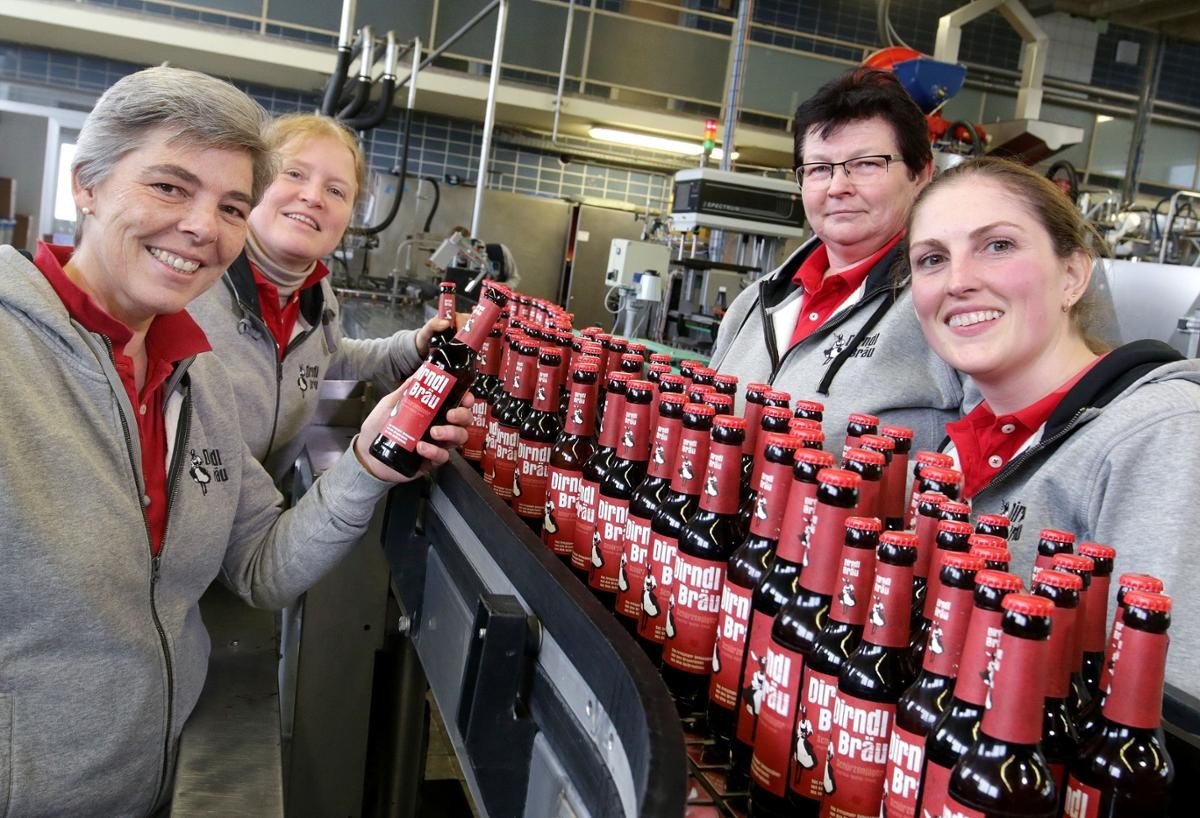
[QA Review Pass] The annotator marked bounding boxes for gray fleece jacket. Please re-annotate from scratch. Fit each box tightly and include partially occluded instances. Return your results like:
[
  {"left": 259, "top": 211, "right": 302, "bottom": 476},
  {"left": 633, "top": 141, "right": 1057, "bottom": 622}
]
[
  {"left": 709, "top": 237, "right": 971, "bottom": 454},
  {"left": 960, "top": 341, "right": 1200, "bottom": 699},
  {"left": 0, "top": 246, "right": 392, "bottom": 817},
  {"left": 188, "top": 251, "right": 423, "bottom": 480}
]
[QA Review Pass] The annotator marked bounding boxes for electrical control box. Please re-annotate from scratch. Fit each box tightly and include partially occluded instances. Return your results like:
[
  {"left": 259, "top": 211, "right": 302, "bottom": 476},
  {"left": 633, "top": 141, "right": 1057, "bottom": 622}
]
[
  {"left": 606, "top": 239, "right": 672, "bottom": 287},
  {"left": 671, "top": 168, "right": 806, "bottom": 238}
]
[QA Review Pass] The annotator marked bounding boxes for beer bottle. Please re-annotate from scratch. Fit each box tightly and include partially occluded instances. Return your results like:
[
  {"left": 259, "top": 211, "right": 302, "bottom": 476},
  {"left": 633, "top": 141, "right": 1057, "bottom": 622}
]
[
  {"left": 463, "top": 324, "right": 503, "bottom": 465},
  {"left": 1031, "top": 569, "right": 1084, "bottom": 801},
  {"left": 843, "top": 446, "right": 886, "bottom": 522},
  {"left": 1065, "top": 591, "right": 1174, "bottom": 818},
  {"left": 1053, "top": 552, "right": 1096, "bottom": 719},
  {"left": 589, "top": 380, "right": 654, "bottom": 608},
  {"left": 678, "top": 358, "right": 700, "bottom": 384},
  {"left": 637, "top": 402, "right": 716, "bottom": 663},
  {"left": 627, "top": 341, "right": 648, "bottom": 362},
  {"left": 734, "top": 447, "right": 836, "bottom": 789},
  {"left": 600, "top": 333, "right": 627, "bottom": 386},
  {"left": 693, "top": 366, "right": 716, "bottom": 387},
  {"left": 909, "top": 491, "right": 948, "bottom": 635},
  {"left": 748, "top": 468, "right": 861, "bottom": 818},
  {"left": 649, "top": 352, "right": 672, "bottom": 367},
  {"left": 973, "top": 513, "right": 1011, "bottom": 540},
  {"left": 704, "top": 391, "right": 734, "bottom": 417},
  {"left": 879, "top": 425, "right": 913, "bottom": 530},
  {"left": 437, "top": 280, "right": 457, "bottom": 327},
  {"left": 944, "top": 594, "right": 1058, "bottom": 818},
  {"left": 739, "top": 405, "right": 795, "bottom": 534},
  {"left": 662, "top": 415, "right": 747, "bottom": 715},
  {"left": 794, "top": 399, "right": 824, "bottom": 423},
  {"left": 841, "top": 412, "right": 879, "bottom": 460},
  {"left": 918, "top": 569, "right": 1023, "bottom": 818},
  {"left": 883, "top": 552, "right": 985, "bottom": 818},
  {"left": 542, "top": 358, "right": 600, "bottom": 559},
  {"left": 741, "top": 382, "right": 773, "bottom": 477},
  {"left": 489, "top": 336, "right": 539, "bottom": 501},
  {"left": 370, "top": 284, "right": 507, "bottom": 475},
  {"left": 1075, "top": 573, "right": 1164, "bottom": 743},
  {"left": 968, "top": 537, "right": 1011, "bottom": 572},
  {"left": 905, "top": 452, "right": 956, "bottom": 528},
  {"left": 911, "top": 519, "right": 972, "bottom": 668},
  {"left": 571, "top": 371, "right": 633, "bottom": 579},
  {"left": 1077, "top": 542, "right": 1116, "bottom": 698},
  {"left": 707, "top": 432, "right": 801, "bottom": 770},
  {"left": 821, "top": 531, "right": 917, "bottom": 818},
  {"left": 512, "top": 346, "right": 564, "bottom": 530},
  {"left": 619, "top": 351, "right": 644, "bottom": 378},
  {"left": 481, "top": 326, "right": 524, "bottom": 488},
  {"left": 1032, "top": 528, "right": 1075, "bottom": 584},
  {"left": 859, "top": 434, "right": 895, "bottom": 521},
  {"left": 938, "top": 498, "right": 970, "bottom": 523},
  {"left": 791, "top": 517, "right": 884, "bottom": 813},
  {"left": 713, "top": 372, "right": 739, "bottom": 396},
  {"left": 614, "top": 391, "right": 687, "bottom": 634},
  {"left": 687, "top": 383, "right": 714, "bottom": 404}
]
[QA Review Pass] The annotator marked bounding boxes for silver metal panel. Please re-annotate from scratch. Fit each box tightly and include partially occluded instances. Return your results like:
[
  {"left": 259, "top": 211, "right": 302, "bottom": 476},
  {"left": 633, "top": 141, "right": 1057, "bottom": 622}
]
[
  {"left": 1103, "top": 259, "right": 1200, "bottom": 348},
  {"left": 524, "top": 733, "right": 588, "bottom": 818},
  {"left": 567, "top": 204, "right": 650, "bottom": 331}
]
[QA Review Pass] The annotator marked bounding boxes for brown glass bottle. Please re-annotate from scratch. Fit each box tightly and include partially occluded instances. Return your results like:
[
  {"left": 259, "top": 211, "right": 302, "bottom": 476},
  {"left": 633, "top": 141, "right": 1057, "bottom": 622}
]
[
  {"left": 883, "top": 552, "right": 985, "bottom": 818},
  {"left": 713, "top": 372, "right": 739, "bottom": 395},
  {"left": 740, "top": 382, "right": 772, "bottom": 476},
  {"left": 734, "top": 448, "right": 836, "bottom": 794},
  {"left": 1065, "top": 591, "right": 1174, "bottom": 818},
  {"left": 704, "top": 391, "right": 734, "bottom": 416},
  {"left": 820, "top": 531, "right": 917, "bottom": 818},
  {"left": 918, "top": 569, "right": 1024, "bottom": 818},
  {"left": 707, "top": 432, "right": 801, "bottom": 769},
  {"left": 619, "top": 351, "right": 644, "bottom": 378},
  {"left": 512, "top": 346, "right": 564, "bottom": 531},
  {"left": 1053, "top": 552, "right": 1096, "bottom": 720},
  {"left": 1031, "top": 569, "right": 1084, "bottom": 803},
  {"left": 662, "top": 416, "right": 747, "bottom": 715},
  {"left": 879, "top": 425, "right": 913, "bottom": 530},
  {"left": 794, "top": 399, "right": 824, "bottom": 423},
  {"left": 859, "top": 433, "right": 895, "bottom": 522},
  {"left": 911, "top": 519, "right": 972, "bottom": 668},
  {"left": 489, "top": 336, "right": 539, "bottom": 501},
  {"left": 1077, "top": 542, "right": 1116, "bottom": 698},
  {"left": 614, "top": 392, "right": 687, "bottom": 634},
  {"left": 1032, "top": 528, "right": 1075, "bottom": 585},
  {"left": 370, "top": 285, "right": 507, "bottom": 475},
  {"left": 969, "top": 541, "right": 1012, "bottom": 572},
  {"left": 589, "top": 380, "right": 654, "bottom": 608},
  {"left": 637, "top": 402, "right": 716, "bottom": 663},
  {"left": 463, "top": 325, "right": 503, "bottom": 464},
  {"left": 840, "top": 412, "right": 879, "bottom": 460},
  {"left": 748, "top": 468, "right": 861, "bottom": 818},
  {"left": 842, "top": 446, "right": 886, "bottom": 522},
  {"left": 542, "top": 358, "right": 600, "bottom": 559},
  {"left": 944, "top": 593, "right": 1058, "bottom": 818},
  {"left": 905, "top": 454, "right": 957, "bottom": 528},
  {"left": 908, "top": 491, "right": 949, "bottom": 635},
  {"left": 481, "top": 327, "right": 524, "bottom": 489},
  {"left": 788, "top": 517, "right": 884, "bottom": 814},
  {"left": 571, "top": 371, "right": 632, "bottom": 578},
  {"left": 739, "top": 405, "right": 794, "bottom": 534}
]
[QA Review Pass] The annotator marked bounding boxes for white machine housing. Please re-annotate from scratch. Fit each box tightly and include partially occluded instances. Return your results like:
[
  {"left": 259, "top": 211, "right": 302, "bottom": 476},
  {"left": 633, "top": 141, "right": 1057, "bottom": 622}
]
[
  {"left": 670, "top": 168, "right": 807, "bottom": 239},
  {"left": 606, "top": 239, "right": 672, "bottom": 287}
]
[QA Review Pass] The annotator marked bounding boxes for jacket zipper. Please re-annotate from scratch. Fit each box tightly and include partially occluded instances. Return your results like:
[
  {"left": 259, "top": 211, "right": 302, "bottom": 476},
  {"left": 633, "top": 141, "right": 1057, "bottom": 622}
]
[{"left": 981, "top": 408, "right": 1090, "bottom": 493}]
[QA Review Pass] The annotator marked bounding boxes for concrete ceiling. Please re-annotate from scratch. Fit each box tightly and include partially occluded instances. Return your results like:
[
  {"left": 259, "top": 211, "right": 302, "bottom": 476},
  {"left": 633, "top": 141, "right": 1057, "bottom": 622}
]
[{"left": 1054, "top": 0, "right": 1200, "bottom": 41}]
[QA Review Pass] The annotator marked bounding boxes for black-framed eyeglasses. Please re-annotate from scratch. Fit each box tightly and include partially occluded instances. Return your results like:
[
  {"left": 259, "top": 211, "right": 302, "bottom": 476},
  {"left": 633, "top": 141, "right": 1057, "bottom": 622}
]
[{"left": 794, "top": 155, "right": 900, "bottom": 187}]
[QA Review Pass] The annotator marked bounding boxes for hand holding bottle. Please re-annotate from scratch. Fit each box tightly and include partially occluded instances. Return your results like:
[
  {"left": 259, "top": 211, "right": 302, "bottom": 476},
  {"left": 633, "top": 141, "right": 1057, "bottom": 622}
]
[{"left": 354, "top": 382, "right": 474, "bottom": 482}]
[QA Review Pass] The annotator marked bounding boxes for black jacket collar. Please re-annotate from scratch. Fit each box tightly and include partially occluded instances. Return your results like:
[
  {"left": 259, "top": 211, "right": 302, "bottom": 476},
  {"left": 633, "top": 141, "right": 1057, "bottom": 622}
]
[{"left": 225, "top": 251, "right": 326, "bottom": 328}]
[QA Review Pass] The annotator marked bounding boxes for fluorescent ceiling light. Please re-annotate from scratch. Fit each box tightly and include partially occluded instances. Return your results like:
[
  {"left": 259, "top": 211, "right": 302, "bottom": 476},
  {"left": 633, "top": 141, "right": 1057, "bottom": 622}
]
[
  {"left": 1096, "top": 115, "right": 1114, "bottom": 123},
  {"left": 588, "top": 126, "right": 737, "bottom": 160}
]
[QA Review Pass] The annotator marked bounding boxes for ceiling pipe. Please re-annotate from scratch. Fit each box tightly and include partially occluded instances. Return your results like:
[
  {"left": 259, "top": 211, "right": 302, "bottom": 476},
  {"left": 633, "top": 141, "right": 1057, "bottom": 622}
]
[{"left": 320, "top": 0, "right": 357, "bottom": 116}]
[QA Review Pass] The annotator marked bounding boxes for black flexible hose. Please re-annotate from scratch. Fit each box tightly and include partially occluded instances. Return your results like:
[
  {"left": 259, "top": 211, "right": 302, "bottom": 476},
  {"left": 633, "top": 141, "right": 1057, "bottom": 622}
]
[
  {"left": 421, "top": 176, "right": 440, "bottom": 233},
  {"left": 343, "top": 76, "right": 396, "bottom": 131},
  {"left": 350, "top": 106, "right": 415, "bottom": 236},
  {"left": 321, "top": 48, "right": 353, "bottom": 117},
  {"left": 337, "top": 77, "right": 372, "bottom": 121}
]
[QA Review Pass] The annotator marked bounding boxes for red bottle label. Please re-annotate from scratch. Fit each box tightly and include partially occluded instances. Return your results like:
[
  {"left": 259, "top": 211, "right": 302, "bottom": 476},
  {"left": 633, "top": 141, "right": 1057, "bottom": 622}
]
[
  {"left": 543, "top": 465, "right": 582, "bottom": 557},
  {"left": 572, "top": 477, "right": 601, "bottom": 570},
  {"left": 804, "top": 502, "right": 856, "bottom": 596},
  {"left": 865, "top": 558, "right": 913, "bottom": 649},
  {"left": 647, "top": 416, "right": 683, "bottom": 480},
  {"left": 882, "top": 723, "right": 925, "bottom": 818},
  {"left": 735, "top": 612, "right": 776, "bottom": 745},
  {"left": 616, "top": 403, "right": 651, "bottom": 460},
  {"left": 464, "top": 398, "right": 489, "bottom": 460},
  {"left": 913, "top": 511, "right": 940, "bottom": 579},
  {"left": 1043, "top": 605, "right": 1077, "bottom": 698},
  {"left": 821, "top": 693, "right": 895, "bottom": 818},
  {"left": 955, "top": 610, "right": 1004, "bottom": 706},
  {"left": 884, "top": 452, "right": 909, "bottom": 522},
  {"left": 709, "top": 581, "right": 754, "bottom": 710},
  {"left": 979, "top": 630, "right": 1047, "bottom": 744},
  {"left": 776, "top": 481, "right": 819, "bottom": 563},
  {"left": 832, "top": 549, "right": 876, "bottom": 625},
  {"left": 1063, "top": 775, "right": 1103, "bottom": 818},
  {"left": 379, "top": 364, "right": 458, "bottom": 453},
  {"left": 791, "top": 667, "right": 840, "bottom": 801},
  {"left": 1098, "top": 616, "right": 1125, "bottom": 694},
  {"left": 532, "top": 367, "right": 558, "bottom": 412},
  {"left": 588, "top": 496, "right": 631, "bottom": 592},
  {"left": 672, "top": 426, "right": 710, "bottom": 495},
  {"left": 439, "top": 292, "right": 456, "bottom": 323},
  {"left": 698, "top": 441, "right": 742, "bottom": 514},
  {"left": 854, "top": 475, "right": 881, "bottom": 522},
  {"left": 663, "top": 555, "right": 725, "bottom": 673},
  {"left": 637, "top": 530, "right": 678, "bottom": 644},
  {"left": 490, "top": 425, "right": 520, "bottom": 500},
  {"left": 1082, "top": 575, "right": 1111, "bottom": 652},
  {"left": 749, "top": 642, "right": 805, "bottom": 797},
  {"left": 481, "top": 412, "right": 500, "bottom": 485},
  {"left": 513, "top": 439, "right": 552, "bottom": 518},
  {"left": 922, "top": 584, "right": 974, "bottom": 678},
  {"left": 615, "top": 512, "right": 654, "bottom": 619},
  {"left": 919, "top": 760, "right": 953, "bottom": 818},
  {"left": 941, "top": 797, "right": 986, "bottom": 818},
  {"left": 748, "top": 458, "right": 793, "bottom": 538},
  {"left": 1103, "top": 626, "right": 1168, "bottom": 729},
  {"left": 1031, "top": 553, "right": 1056, "bottom": 585},
  {"left": 564, "top": 384, "right": 596, "bottom": 434}
]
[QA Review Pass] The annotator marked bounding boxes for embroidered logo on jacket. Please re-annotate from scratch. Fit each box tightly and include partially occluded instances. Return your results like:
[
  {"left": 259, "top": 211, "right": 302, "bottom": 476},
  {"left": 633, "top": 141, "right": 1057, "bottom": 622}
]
[
  {"left": 298, "top": 363, "right": 319, "bottom": 394},
  {"left": 1000, "top": 499, "right": 1027, "bottom": 541},
  {"left": 822, "top": 333, "right": 849, "bottom": 364},
  {"left": 190, "top": 448, "right": 228, "bottom": 494}
]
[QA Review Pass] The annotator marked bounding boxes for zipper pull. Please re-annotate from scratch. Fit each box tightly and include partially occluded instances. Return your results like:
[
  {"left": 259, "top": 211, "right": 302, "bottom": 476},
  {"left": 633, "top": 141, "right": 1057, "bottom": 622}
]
[{"left": 152, "top": 554, "right": 162, "bottom": 584}]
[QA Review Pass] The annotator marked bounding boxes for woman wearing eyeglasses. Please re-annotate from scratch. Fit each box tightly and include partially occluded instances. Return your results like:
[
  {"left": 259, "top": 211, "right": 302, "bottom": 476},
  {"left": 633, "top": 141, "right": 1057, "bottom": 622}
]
[{"left": 710, "top": 67, "right": 971, "bottom": 453}]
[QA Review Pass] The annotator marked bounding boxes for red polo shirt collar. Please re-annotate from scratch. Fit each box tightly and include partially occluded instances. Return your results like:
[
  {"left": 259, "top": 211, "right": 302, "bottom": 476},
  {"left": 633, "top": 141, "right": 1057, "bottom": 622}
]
[
  {"left": 947, "top": 354, "right": 1107, "bottom": 500},
  {"left": 250, "top": 260, "right": 330, "bottom": 359},
  {"left": 789, "top": 231, "right": 903, "bottom": 346},
  {"left": 33, "top": 241, "right": 211, "bottom": 554}
]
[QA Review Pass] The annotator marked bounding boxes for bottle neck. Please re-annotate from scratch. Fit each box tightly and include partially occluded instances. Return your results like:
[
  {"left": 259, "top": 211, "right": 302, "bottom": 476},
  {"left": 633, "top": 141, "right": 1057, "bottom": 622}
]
[
  {"left": 697, "top": 438, "right": 743, "bottom": 514},
  {"left": 595, "top": 391, "right": 627, "bottom": 447},
  {"left": 615, "top": 399, "right": 652, "bottom": 461},
  {"left": 531, "top": 364, "right": 562, "bottom": 412},
  {"left": 921, "top": 580, "right": 976, "bottom": 678},
  {"left": 954, "top": 604, "right": 1008, "bottom": 706},
  {"left": 774, "top": 476, "right": 819, "bottom": 564},
  {"left": 830, "top": 541, "right": 879, "bottom": 626},
  {"left": 669, "top": 424, "right": 711, "bottom": 495},
  {"left": 456, "top": 294, "right": 503, "bottom": 351},
  {"left": 980, "top": 624, "right": 1050, "bottom": 744},
  {"left": 862, "top": 557, "right": 912, "bottom": 648},
  {"left": 646, "top": 414, "right": 683, "bottom": 480},
  {"left": 1082, "top": 573, "right": 1112, "bottom": 654},
  {"left": 477, "top": 335, "right": 501, "bottom": 376},
  {"left": 798, "top": 491, "right": 857, "bottom": 596},
  {"left": 1102, "top": 622, "right": 1168, "bottom": 729},
  {"left": 508, "top": 353, "right": 538, "bottom": 400},
  {"left": 747, "top": 456, "right": 795, "bottom": 538},
  {"left": 563, "top": 376, "right": 598, "bottom": 434}
]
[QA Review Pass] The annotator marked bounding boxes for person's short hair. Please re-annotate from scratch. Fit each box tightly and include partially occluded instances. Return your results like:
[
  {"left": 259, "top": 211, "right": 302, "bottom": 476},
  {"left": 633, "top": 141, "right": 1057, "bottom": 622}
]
[
  {"left": 264, "top": 113, "right": 366, "bottom": 200},
  {"left": 74, "top": 66, "right": 273, "bottom": 205},
  {"left": 793, "top": 67, "right": 933, "bottom": 178},
  {"left": 907, "top": 156, "right": 1110, "bottom": 351}
]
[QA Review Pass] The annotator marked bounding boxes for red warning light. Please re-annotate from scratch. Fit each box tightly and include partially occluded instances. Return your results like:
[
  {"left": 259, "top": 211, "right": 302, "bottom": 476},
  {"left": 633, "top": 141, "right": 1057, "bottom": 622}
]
[{"left": 703, "top": 119, "right": 718, "bottom": 152}]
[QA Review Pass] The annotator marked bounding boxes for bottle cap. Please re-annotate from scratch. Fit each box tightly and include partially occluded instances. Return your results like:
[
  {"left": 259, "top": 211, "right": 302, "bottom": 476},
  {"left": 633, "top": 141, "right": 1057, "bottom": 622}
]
[
  {"left": 914, "top": 451, "right": 954, "bottom": 468},
  {"left": 795, "top": 449, "right": 836, "bottom": 468},
  {"left": 860, "top": 433, "right": 895, "bottom": 451},
  {"left": 713, "top": 415, "right": 747, "bottom": 430},
  {"left": 846, "top": 516, "right": 884, "bottom": 533},
  {"left": 917, "top": 491, "right": 949, "bottom": 506},
  {"left": 938, "top": 500, "right": 971, "bottom": 516},
  {"left": 848, "top": 412, "right": 880, "bottom": 426},
  {"left": 628, "top": 343, "right": 648, "bottom": 356},
  {"left": 705, "top": 393, "right": 734, "bottom": 411},
  {"left": 970, "top": 543, "right": 1011, "bottom": 564},
  {"left": 1002, "top": 593, "right": 1054, "bottom": 618},
  {"left": 609, "top": 371, "right": 635, "bottom": 383},
  {"left": 790, "top": 417, "right": 822, "bottom": 431},
  {"left": 937, "top": 519, "right": 973, "bottom": 536},
  {"left": 695, "top": 366, "right": 716, "bottom": 379},
  {"left": 975, "top": 513, "right": 1010, "bottom": 528},
  {"left": 1123, "top": 590, "right": 1172, "bottom": 613},
  {"left": 1119, "top": 573, "right": 1164, "bottom": 594},
  {"left": 968, "top": 533, "right": 1007, "bottom": 551},
  {"left": 1079, "top": 542, "right": 1116, "bottom": 560},
  {"left": 1039, "top": 528, "right": 1076, "bottom": 544},
  {"left": 790, "top": 425, "right": 825, "bottom": 447},
  {"left": 762, "top": 432, "right": 800, "bottom": 451},
  {"left": 714, "top": 373, "right": 738, "bottom": 387},
  {"left": 977, "top": 569, "right": 1024, "bottom": 591},
  {"left": 765, "top": 389, "right": 792, "bottom": 404},
  {"left": 660, "top": 374, "right": 687, "bottom": 389},
  {"left": 746, "top": 382, "right": 772, "bottom": 394},
  {"left": 627, "top": 379, "right": 655, "bottom": 393},
  {"left": 683, "top": 402, "right": 716, "bottom": 417},
  {"left": 648, "top": 363, "right": 672, "bottom": 374},
  {"left": 621, "top": 353, "right": 643, "bottom": 366},
  {"left": 650, "top": 353, "right": 673, "bottom": 364},
  {"left": 881, "top": 530, "right": 920, "bottom": 548},
  {"left": 1053, "top": 553, "right": 1094, "bottom": 574},
  {"left": 1035, "top": 569, "right": 1083, "bottom": 592},
  {"left": 844, "top": 447, "right": 887, "bottom": 467},
  {"left": 659, "top": 392, "right": 687, "bottom": 407},
  {"left": 794, "top": 399, "right": 824, "bottom": 414},
  {"left": 762, "top": 406, "right": 793, "bottom": 421},
  {"left": 816, "top": 468, "right": 862, "bottom": 489},
  {"left": 943, "top": 552, "right": 986, "bottom": 572},
  {"left": 879, "top": 424, "right": 913, "bottom": 440},
  {"left": 581, "top": 342, "right": 604, "bottom": 356},
  {"left": 923, "top": 466, "right": 964, "bottom": 485},
  {"left": 575, "top": 358, "right": 600, "bottom": 372}
]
